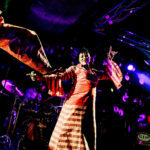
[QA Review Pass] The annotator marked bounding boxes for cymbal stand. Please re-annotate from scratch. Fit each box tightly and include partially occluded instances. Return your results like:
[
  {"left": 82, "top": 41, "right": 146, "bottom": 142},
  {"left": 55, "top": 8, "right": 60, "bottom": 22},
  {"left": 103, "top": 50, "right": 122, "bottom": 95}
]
[
  {"left": 0, "top": 67, "right": 13, "bottom": 149},
  {"left": 7, "top": 96, "right": 17, "bottom": 135},
  {"left": 11, "top": 102, "right": 22, "bottom": 135}
]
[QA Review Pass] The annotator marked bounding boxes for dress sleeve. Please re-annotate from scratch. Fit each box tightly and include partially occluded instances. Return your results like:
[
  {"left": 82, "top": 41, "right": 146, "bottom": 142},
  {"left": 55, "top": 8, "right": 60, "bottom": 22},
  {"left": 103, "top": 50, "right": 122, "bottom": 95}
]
[
  {"left": 106, "top": 59, "right": 123, "bottom": 89},
  {"left": 92, "top": 68, "right": 110, "bottom": 80},
  {"left": 0, "top": 23, "right": 51, "bottom": 74},
  {"left": 42, "top": 66, "right": 75, "bottom": 97}
]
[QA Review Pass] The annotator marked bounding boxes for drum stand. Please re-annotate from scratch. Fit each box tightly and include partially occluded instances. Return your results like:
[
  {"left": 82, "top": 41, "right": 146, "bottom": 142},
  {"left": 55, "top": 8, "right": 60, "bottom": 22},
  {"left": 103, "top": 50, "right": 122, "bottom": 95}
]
[{"left": 0, "top": 95, "right": 24, "bottom": 150}]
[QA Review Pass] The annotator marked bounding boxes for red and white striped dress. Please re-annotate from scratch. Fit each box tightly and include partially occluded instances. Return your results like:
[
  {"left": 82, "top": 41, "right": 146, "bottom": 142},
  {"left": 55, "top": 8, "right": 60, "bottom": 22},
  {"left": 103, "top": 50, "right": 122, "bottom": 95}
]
[{"left": 43, "top": 62, "right": 122, "bottom": 150}]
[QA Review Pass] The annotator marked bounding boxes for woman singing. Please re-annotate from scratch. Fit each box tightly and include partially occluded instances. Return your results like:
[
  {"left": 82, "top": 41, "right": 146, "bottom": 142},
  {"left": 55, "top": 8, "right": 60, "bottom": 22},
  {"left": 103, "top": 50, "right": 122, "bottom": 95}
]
[{"left": 30, "top": 47, "right": 123, "bottom": 150}]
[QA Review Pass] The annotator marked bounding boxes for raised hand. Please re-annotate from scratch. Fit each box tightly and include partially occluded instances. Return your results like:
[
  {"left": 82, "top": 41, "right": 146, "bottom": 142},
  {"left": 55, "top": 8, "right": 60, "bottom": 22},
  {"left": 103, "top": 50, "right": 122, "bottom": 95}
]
[{"left": 107, "top": 45, "right": 118, "bottom": 60}]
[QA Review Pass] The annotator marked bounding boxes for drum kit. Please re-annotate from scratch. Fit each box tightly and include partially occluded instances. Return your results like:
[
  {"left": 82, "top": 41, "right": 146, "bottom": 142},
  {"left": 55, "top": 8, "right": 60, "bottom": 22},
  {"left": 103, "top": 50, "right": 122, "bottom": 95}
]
[{"left": 0, "top": 79, "right": 62, "bottom": 150}]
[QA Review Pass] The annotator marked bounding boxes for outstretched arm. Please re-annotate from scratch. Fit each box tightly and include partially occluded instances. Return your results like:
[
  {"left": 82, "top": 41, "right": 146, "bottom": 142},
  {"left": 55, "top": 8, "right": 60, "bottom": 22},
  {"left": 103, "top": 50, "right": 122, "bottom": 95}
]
[
  {"left": 27, "top": 66, "right": 75, "bottom": 97},
  {"left": 0, "top": 16, "right": 51, "bottom": 74},
  {"left": 106, "top": 45, "right": 123, "bottom": 89}
]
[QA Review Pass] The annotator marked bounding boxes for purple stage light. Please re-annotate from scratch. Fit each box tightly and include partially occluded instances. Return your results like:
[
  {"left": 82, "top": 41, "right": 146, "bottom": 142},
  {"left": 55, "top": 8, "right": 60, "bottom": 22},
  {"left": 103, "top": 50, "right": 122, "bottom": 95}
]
[
  {"left": 128, "top": 125, "right": 131, "bottom": 133},
  {"left": 138, "top": 123, "right": 148, "bottom": 127},
  {"left": 118, "top": 109, "right": 124, "bottom": 116},
  {"left": 137, "top": 114, "right": 146, "bottom": 122},
  {"left": 92, "top": 54, "right": 96, "bottom": 63},
  {"left": 139, "top": 100, "right": 142, "bottom": 106},
  {"left": 102, "top": 109, "right": 106, "bottom": 113},
  {"left": 137, "top": 73, "right": 150, "bottom": 85},
  {"left": 113, "top": 106, "right": 119, "bottom": 113},
  {"left": 128, "top": 31, "right": 133, "bottom": 35},
  {"left": 122, "top": 92, "right": 129, "bottom": 102},
  {"left": 139, "top": 79, "right": 144, "bottom": 85},
  {"left": 139, "top": 140, "right": 142, "bottom": 145},
  {"left": 61, "top": 46, "right": 65, "bottom": 50},
  {"left": 113, "top": 106, "right": 124, "bottom": 116},
  {"left": 119, "top": 63, "right": 122, "bottom": 67},
  {"left": 105, "top": 15, "right": 110, "bottom": 19},
  {"left": 133, "top": 98, "right": 137, "bottom": 103},
  {"left": 130, "top": 10, "right": 133, "bottom": 13},
  {"left": 119, "top": 39, "right": 123, "bottom": 42},
  {"left": 108, "top": 20, "right": 113, "bottom": 24},
  {"left": 125, "top": 74, "right": 130, "bottom": 81},
  {"left": 129, "top": 43, "right": 135, "bottom": 47},
  {"left": 70, "top": 46, "right": 73, "bottom": 50}
]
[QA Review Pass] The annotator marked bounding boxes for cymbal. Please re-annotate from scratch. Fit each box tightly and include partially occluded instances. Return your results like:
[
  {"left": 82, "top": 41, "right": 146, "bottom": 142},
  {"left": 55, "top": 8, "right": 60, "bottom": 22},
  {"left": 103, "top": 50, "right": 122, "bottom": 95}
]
[{"left": 1, "top": 80, "right": 24, "bottom": 96}]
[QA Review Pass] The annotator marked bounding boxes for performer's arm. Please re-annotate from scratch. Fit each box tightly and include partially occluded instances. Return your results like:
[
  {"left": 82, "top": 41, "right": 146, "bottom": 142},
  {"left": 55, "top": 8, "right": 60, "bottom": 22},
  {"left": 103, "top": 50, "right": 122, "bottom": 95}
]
[
  {"left": 28, "top": 66, "right": 75, "bottom": 82},
  {"left": 92, "top": 68, "right": 110, "bottom": 80},
  {"left": 106, "top": 45, "right": 123, "bottom": 89},
  {"left": 43, "top": 66, "right": 75, "bottom": 81}
]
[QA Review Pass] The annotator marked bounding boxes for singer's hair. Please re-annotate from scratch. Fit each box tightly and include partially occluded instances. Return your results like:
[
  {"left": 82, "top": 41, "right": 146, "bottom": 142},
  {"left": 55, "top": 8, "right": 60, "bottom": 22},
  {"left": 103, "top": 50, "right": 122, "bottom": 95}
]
[{"left": 78, "top": 47, "right": 90, "bottom": 57}]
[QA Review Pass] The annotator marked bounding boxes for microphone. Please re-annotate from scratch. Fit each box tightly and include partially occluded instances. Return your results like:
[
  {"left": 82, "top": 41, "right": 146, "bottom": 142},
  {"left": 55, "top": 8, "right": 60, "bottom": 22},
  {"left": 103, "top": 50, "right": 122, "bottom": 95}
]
[
  {"left": 26, "top": 71, "right": 36, "bottom": 76},
  {"left": 26, "top": 71, "right": 37, "bottom": 81}
]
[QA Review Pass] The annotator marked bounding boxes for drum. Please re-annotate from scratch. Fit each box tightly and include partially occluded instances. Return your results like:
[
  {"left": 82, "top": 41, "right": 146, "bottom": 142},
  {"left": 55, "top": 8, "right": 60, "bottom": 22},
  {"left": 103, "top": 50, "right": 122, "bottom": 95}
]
[
  {"left": 0, "top": 94, "right": 12, "bottom": 134},
  {"left": 22, "top": 119, "right": 51, "bottom": 150},
  {"left": 0, "top": 135, "right": 12, "bottom": 150}
]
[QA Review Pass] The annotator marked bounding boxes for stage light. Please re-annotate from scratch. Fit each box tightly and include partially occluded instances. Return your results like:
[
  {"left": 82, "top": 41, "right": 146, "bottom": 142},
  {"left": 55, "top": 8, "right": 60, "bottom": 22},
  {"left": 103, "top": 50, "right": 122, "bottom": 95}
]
[
  {"left": 139, "top": 79, "right": 144, "bottom": 85},
  {"left": 133, "top": 98, "right": 137, "bottom": 103},
  {"left": 122, "top": 92, "right": 129, "bottom": 102},
  {"left": 105, "top": 15, "right": 110, "bottom": 19},
  {"left": 113, "top": 106, "right": 124, "bottom": 117},
  {"left": 108, "top": 20, "right": 113, "bottom": 24},
  {"left": 127, "top": 31, "right": 133, "bottom": 35},
  {"left": 130, "top": 10, "right": 133, "bottom": 13},
  {"left": 137, "top": 73, "right": 150, "bottom": 86},
  {"left": 118, "top": 63, "right": 122, "bottom": 67},
  {"left": 118, "top": 109, "right": 124, "bottom": 116},
  {"left": 113, "top": 106, "right": 119, "bottom": 113},
  {"left": 125, "top": 74, "right": 130, "bottom": 81},
  {"left": 102, "top": 109, "right": 106, "bottom": 113},
  {"left": 137, "top": 114, "right": 146, "bottom": 122},
  {"left": 127, "top": 64, "right": 135, "bottom": 71},
  {"left": 1, "top": 65, "right": 5, "bottom": 69},
  {"left": 50, "top": 48, "right": 54, "bottom": 54},
  {"left": 129, "top": 43, "right": 135, "bottom": 47},
  {"left": 20, "top": 65, "right": 24, "bottom": 69},
  {"left": 128, "top": 125, "right": 131, "bottom": 133},
  {"left": 70, "top": 46, "right": 73, "bottom": 50},
  {"left": 127, "top": 64, "right": 133, "bottom": 70}
]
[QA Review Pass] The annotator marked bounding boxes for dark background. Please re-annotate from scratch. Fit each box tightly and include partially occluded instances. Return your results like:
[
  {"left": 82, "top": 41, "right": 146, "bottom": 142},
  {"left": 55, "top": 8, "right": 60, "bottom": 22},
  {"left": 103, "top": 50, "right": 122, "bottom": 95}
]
[{"left": 0, "top": 0, "right": 150, "bottom": 150}]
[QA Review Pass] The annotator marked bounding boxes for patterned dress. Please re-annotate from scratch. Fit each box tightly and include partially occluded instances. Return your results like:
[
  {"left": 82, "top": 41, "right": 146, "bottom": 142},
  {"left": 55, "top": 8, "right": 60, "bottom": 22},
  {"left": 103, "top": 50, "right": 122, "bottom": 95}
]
[{"left": 43, "top": 64, "right": 114, "bottom": 150}]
